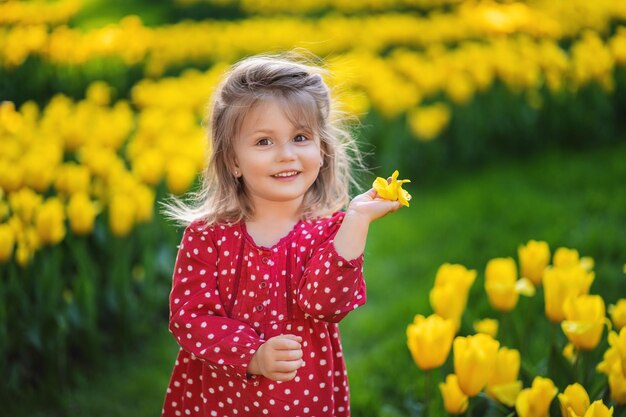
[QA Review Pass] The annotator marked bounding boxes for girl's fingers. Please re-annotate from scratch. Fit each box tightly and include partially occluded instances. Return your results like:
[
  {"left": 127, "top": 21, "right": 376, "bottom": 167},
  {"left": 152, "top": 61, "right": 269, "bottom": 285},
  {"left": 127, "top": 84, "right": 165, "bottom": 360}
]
[
  {"left": 275, "top": 349, "right": 303, "bottom": 361},
  {"left": 271, "top": 359, "right": 304, "bottom": 373},
  {"left": 272, "top": 335, "right": 302, "bottom": 350},
  {"left": 280, "top": 334, "right": 303, "bottom": 343},
  {"left": 271, "top": 371, "right": 298, "bottom": 382},
  {"left": 365, "top": 187, "right": 378, "bottom": 199}
]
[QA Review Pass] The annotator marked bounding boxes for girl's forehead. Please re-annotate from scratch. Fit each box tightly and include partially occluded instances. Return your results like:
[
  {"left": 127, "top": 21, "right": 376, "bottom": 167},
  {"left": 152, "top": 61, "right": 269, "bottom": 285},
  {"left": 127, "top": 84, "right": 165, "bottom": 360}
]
[{"left": 242, "top": 95, "right": 319, "bottom": 133}]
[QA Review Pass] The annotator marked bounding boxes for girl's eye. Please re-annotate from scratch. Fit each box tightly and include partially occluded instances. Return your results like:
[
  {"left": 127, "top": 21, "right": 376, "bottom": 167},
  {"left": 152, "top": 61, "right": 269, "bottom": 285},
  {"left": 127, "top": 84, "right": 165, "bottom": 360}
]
[
  {"left": 256, "top": 138, "right": 272, "bottom": 146},
  {"left": 294, "top": 134, "right": 309, "bottom": 143}
]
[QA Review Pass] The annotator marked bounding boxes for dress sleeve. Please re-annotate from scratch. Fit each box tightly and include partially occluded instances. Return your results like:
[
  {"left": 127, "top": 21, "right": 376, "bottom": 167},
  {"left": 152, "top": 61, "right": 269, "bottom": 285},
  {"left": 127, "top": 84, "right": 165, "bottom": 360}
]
[
  {"left": 168, "top": 223, "right": 264, "bottom": 381},
  {"left": 296, "top": 212, "right": 367, "bottom": 323}
]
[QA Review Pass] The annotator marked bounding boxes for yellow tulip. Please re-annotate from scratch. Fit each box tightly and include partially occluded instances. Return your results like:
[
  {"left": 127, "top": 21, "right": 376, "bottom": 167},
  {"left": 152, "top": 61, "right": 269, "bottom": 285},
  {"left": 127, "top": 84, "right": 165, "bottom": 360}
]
[
  {"left": 86, "top": 81, "right": 111, "bottom": 106},
  {"left": 553, "top": 247, "right": 581, "bottom": 268},
  {"left": 558, "top": 383, "right": 590, "bottom": 417},
  {"left": 54, "top": 163, "right": 91, "bottom": 195},
  {"left": 607, "top": 370, "right": 626, "bottom": 405},
  {"left": 131, "top": 148, "right": 165, "bottom": 186},
  {"left": 67, "top": 193, "right": 98, "bottom": 235},
  {"left": 563, "top": 343, "right": 577, "bottom": 364},
  {"left": 473, "top": 318, "right": 498, "bottom": 338},
  {"left": 407, "top": 103, "right": 451, "bottom": 141},
  {"left": 16, "top": 242, "right": 32, "bottom": 267},
  {"left": 446, "top": 73, "right": 475, "bottom": 105},
  {"left": 490, "top": 382, "right": 523, "bottom": 408},
  {"left": 9, "top": 188, "right": 42, "bottom": 224},
  {"left": 578, "top": 401, "right": 614, "bottom": 417},
  {"left": 608, "top": 299, "right": 626, "bottom": 330},
  {"left": 406, "top": 314, "right": 455, "bottom": 370},
  {"left": 487, "top": 347, "right": 521, "bottom": 406},
  {"left": 580, "top": 256, "right": 594, "bottom": 272},
  {"left": 439, "top": 374, "right": 469, "bottom": 414},
  {"left": 485, "top": 257, "right": 519, "bottom": 312},
  {"left": 109, "top": 194, "right": 135, "bottom": 237},
  {"left": 515, "top": 377, "right": 558, "bottom": 417},
  {"left": 596, "top": 326, "right": 626, "bottom": 405},
  {"left": 518, "top": 240, "right": 550, "bottom": 286},
  {"left": 0, "top": 161, "right": 24, "bottom": 193},
  {"left": 35, "top": 197, "right": 66, "bottom": 245},
  {"left": 79, "top": 146, "right": 125, "bottom": 181},
  {"left": 132, "top": 184, "right": 155, "bottom": 223},
  {"left": 453, "top": 333, "right": 500, "bottom": 397},
  {"left": 612, "top": 328, "right": 626, "bottom": 379},
  {"left": 430, "top": 284, "right": 466, "bottom": 332},
  {"left": 561, "top": 295, "right": 606, "bottom": 350},
  {"left": 597, "top": 328, "right": 626, "bottom": 377},
  {"left": 543, "top": 265, "right": 594, "bottom": 323},
  {"left": 433, "top": 263, "right": 477, "bottom": 289},
  {"left": 372, "top": 170, "right": 411, "bottom": 207},
  {"left": 22, "top": 152, "right": 57, "bottom": 192},
  {"left": 430, "top": 263, "right": 476, "bottom": 330},
  {"left": 0, "top": 223, "right": 15, "bottom": 262},
  {"left": 166, "top": 156, "right": 198, "bottom": 195}
]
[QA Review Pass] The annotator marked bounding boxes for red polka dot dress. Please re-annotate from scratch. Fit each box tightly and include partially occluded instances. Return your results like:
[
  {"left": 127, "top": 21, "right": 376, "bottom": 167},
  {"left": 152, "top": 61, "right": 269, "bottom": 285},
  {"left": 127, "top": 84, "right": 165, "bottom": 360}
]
[{"left": 162, "top": 212, "right": 366, "bottom": 417}]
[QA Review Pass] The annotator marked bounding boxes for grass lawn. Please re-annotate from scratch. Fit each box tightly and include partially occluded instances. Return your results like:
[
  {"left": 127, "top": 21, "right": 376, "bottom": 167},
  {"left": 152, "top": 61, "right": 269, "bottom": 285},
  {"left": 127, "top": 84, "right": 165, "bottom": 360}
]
[{"left": 14, "top": 141, "right": 626, "bottom": 417}]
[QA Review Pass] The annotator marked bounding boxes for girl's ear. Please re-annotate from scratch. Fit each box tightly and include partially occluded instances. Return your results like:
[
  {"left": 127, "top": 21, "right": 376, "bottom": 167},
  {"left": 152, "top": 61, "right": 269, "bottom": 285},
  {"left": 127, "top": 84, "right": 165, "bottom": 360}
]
[{"left": 231, "top": 159, "right": 242, "bottom": 177}]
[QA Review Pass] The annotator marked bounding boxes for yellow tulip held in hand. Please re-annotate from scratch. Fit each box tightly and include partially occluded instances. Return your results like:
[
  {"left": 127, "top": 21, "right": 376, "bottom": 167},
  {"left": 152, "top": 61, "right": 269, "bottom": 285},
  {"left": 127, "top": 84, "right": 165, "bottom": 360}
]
[{"left": 372, "top": 170, "right": 411, "bottom": 207}]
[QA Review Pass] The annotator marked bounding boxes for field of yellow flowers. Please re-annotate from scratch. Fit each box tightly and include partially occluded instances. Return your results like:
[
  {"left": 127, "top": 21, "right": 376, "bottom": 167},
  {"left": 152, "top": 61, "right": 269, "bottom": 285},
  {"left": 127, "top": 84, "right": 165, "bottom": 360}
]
[
  {"left": 407, "top": 245, "right": 626, "bottom": 416},
  {"left": 1, "top": 0, "right": 626, "bottom": 415}
]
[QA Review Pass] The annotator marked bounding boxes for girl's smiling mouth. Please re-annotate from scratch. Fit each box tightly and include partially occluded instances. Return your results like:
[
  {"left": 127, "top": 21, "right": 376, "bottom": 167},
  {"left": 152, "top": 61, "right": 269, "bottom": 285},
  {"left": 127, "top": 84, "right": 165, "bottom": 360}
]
[{"left": 272, "top": 170, "right": 301, "bottom": 179}]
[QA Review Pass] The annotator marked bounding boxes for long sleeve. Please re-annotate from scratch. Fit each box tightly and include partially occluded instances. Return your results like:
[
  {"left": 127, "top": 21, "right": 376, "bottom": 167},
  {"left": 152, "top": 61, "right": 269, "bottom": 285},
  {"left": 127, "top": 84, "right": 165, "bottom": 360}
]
[
  {"left": 168, "top": 223, "right": 264, "bottom": 381},
  {"left": 296, "top": 213, "right": 366, "bottom": 323}
]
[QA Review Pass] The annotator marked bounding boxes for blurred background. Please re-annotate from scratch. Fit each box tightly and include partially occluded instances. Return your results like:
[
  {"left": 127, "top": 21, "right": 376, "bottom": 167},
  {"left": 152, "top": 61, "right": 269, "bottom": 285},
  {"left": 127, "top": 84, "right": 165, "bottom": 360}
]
[{"left": 1, "top": 0, "right": 625, "bottom": 416}]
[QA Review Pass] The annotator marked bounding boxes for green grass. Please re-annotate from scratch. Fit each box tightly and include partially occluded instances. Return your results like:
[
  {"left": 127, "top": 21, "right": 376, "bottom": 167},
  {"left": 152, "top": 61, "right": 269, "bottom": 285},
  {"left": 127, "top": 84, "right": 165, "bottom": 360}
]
[{"left": 14, "top": 141, "right": 626, "bottom": 417}]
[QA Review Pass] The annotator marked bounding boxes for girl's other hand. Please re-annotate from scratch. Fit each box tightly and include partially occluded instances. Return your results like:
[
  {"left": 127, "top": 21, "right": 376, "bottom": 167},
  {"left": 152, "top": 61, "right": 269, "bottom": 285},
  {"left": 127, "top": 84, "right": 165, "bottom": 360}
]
[{"left": 247, "top": 334, "right": 304, "bottom": 382}]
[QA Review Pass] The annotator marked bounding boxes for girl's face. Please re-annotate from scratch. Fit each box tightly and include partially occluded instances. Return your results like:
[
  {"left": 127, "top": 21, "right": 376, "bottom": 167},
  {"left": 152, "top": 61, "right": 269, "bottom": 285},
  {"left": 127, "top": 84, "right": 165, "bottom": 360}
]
[{"left": 233, "top": 99, "right": 323, "bottom": 211}]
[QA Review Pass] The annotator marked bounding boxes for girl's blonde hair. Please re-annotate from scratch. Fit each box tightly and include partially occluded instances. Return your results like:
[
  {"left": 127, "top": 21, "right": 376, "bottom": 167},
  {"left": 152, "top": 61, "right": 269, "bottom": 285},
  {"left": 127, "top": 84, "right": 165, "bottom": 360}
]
[{"left": 164, "top": 51, "right": 363, "bottom": 226}]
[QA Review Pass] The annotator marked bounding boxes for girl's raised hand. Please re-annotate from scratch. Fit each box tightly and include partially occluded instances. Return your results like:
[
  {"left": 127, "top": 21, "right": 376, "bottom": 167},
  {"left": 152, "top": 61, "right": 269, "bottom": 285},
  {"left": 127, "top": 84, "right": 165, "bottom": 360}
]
[
  {"left": 346, "top": 187, "right": 403, "bottom": 223},
  {"left": 247, "top": 334, "right": 304, "bottom": 382}
]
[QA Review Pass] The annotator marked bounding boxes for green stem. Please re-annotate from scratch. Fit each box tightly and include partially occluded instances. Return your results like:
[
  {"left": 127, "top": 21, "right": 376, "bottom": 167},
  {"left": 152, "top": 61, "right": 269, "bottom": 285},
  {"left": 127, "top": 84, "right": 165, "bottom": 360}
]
[
  {"left": 550, "top": 322, "right": 557, "bottom": 358},
  {"left": 577, "top": 350, "right": 587, "bottom": 388},
  {"left": 424, "top": 369, "right": 432, "bottom": 417},
  {"left": 464, "top": 396, "right": 474, "bottom": 417}
]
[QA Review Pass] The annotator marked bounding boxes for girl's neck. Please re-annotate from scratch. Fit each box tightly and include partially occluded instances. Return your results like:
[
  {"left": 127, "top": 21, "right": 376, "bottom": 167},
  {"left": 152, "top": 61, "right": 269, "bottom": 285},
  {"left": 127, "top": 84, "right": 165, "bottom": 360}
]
[
  {"left": 245, "top": 199, "right": 302, "bottom": 248},
  {"left": 248, "top": 197, "right": 302, "bottom": 225}
]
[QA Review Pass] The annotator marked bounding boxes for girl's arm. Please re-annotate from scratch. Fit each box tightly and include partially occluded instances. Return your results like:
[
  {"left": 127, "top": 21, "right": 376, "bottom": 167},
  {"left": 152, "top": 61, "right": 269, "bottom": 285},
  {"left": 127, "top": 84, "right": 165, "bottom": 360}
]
[
  {"left": 333, "top": 188, "right": 402, "bottom": 261},
  {"left": 297, "top": 192, "right": 401, "bottom": 322},
  {"left": 169, "top": 224, "right": 264, "bottom": 381}
]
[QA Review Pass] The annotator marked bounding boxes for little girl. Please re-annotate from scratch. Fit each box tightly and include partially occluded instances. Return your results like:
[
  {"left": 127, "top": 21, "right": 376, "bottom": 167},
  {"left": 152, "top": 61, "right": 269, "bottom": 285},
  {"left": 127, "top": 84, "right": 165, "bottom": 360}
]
[{"left": 162, "top": 53, "right": 402, "bottom": 417}]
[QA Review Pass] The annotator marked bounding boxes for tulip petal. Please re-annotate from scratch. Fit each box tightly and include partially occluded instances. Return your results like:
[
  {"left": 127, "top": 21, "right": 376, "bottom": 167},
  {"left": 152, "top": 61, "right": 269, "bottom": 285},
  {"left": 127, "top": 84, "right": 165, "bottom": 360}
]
[
  {"left": 491, "top": 381, "right": 522, "bottom": 407},
  {"left": 516, "top": 278, "right": 536, "bottom": 296}
]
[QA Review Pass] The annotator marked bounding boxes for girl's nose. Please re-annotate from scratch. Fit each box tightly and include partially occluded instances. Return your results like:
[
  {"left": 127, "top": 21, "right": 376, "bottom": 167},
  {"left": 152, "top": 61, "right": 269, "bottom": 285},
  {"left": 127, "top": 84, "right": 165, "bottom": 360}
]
[{"left": 276, "top": 141, "right": 296, "bottom": 161}]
